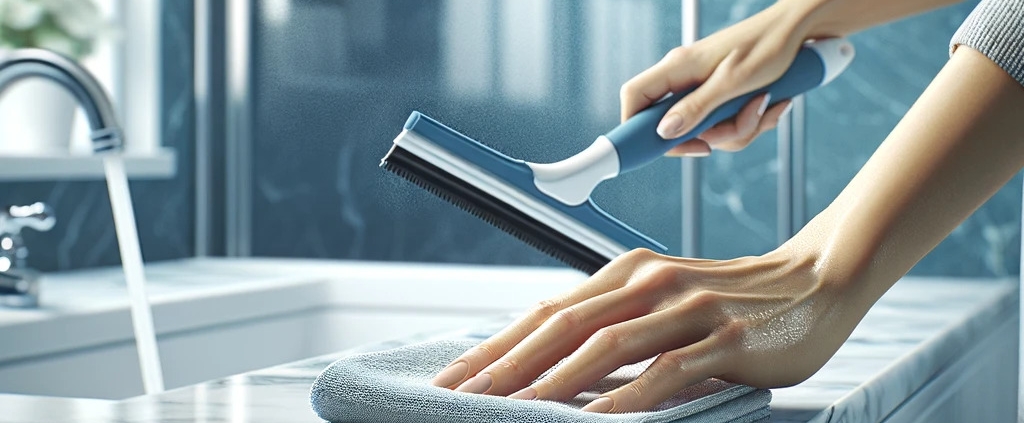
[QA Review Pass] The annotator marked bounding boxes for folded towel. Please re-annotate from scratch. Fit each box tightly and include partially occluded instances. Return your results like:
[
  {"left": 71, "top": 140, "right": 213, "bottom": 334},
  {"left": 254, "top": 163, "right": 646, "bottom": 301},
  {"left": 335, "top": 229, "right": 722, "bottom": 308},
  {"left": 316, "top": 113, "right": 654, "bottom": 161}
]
[{"left": 311, "top": 339, "right": 771, "bottom": 423}]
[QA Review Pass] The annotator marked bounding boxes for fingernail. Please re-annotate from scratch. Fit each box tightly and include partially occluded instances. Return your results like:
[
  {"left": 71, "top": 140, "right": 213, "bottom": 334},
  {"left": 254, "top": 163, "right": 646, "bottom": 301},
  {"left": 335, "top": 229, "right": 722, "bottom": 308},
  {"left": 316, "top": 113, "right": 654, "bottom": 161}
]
[
  {"left": 683, "top": 150, "right": 710, "bottom": 158},
  {"left": 780, "top": 102, "right": 794, "bottom": 119},
  {"left": 657, "top": 114, "right": 684, "bottom": 139},
  {"left": 455, "top": 373, "right": 492, "bottom": 394},
  {"left": 757, "top": 93, "right": 772, "bottom": 117},
  {"left": 581, "top": 396, "right": 614, "bottom": 413},
  {"left": 431, "top": 361, "right": 469, "bottom": 388},
  {"left": 509, "top": 387, "right": 537, "bottom": 400}
]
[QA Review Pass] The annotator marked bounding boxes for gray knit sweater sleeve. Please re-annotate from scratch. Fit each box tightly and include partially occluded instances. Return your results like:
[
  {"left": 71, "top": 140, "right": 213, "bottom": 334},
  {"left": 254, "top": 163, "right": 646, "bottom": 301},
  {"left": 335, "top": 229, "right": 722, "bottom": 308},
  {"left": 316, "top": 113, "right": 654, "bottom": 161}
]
[{"left": 950, "top": 0, "right": 1024, "bottom": 87}]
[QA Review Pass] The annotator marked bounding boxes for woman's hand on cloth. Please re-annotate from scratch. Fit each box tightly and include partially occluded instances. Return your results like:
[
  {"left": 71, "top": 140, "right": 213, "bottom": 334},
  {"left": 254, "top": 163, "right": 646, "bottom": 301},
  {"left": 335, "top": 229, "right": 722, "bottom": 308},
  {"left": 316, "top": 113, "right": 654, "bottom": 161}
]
[{"left": 429, "top": 245, "right": 862, "bottom": 413}]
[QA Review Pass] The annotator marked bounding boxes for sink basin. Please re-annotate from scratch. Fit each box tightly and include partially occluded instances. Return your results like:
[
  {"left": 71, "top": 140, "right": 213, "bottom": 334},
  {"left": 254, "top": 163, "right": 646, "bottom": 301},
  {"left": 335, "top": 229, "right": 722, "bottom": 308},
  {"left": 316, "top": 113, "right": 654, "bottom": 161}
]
[{"left": 0, "top": 258, "right": 583, "bottom": 399}]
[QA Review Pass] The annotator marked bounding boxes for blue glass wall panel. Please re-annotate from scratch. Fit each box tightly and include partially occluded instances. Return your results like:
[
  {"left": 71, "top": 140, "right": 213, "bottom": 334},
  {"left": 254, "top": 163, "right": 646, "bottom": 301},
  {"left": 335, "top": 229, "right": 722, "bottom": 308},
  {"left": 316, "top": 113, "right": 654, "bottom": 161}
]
[
  {"left": 247, "top": 0, "right": 1020, "bottom": 276},
  {"left": 249, "top": 0, "right": 685, "bottom": 266},
  {"left": 698, "top": 0, "right": 779, "bottom": 259},
  {"left": 803, "top": 0, "right": 1021, "bottom": 276}
]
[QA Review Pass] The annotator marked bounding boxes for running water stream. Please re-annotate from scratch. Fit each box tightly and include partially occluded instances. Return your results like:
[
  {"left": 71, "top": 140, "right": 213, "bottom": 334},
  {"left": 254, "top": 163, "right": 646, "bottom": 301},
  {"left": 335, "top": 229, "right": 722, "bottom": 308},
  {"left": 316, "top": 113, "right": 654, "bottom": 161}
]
[{"left": 103, "top": 156, "right": 165, "bottom": 394}]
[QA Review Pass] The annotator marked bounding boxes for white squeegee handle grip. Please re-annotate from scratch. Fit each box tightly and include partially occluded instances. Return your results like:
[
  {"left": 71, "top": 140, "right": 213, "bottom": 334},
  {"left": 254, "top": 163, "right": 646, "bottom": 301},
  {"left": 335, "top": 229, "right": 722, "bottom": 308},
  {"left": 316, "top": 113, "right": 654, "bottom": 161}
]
[{"left": 606, "top": 37, "right": 854, "bottom": 173}]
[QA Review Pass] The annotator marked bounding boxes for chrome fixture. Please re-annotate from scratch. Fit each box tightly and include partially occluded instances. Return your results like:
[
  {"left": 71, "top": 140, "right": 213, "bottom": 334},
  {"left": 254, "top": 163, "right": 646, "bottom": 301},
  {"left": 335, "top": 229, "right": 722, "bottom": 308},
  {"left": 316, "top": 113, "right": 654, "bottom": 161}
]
[
  {"left": 0, "top": 202, "right": 55, "bottom": 308},
  {"left": 0, "top": 269, "right": 41, "bottom": 308},
  {"left": 0, "top": 48, "right": 120, "bottom": 304},
  {"left": 0, "top": 48, "right": 124, "bottom": 153}
]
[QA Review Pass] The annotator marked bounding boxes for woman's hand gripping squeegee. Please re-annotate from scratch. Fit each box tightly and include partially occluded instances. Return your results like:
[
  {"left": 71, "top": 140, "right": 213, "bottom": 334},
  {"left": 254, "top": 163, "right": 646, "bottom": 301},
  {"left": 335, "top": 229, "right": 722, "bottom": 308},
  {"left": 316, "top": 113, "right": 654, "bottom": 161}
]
[
  {"left": 382, "top": 38, "right": 853, "bottom": 274},
  {"left": 529, "top": 38, "right": 855, "bottom": 206}
]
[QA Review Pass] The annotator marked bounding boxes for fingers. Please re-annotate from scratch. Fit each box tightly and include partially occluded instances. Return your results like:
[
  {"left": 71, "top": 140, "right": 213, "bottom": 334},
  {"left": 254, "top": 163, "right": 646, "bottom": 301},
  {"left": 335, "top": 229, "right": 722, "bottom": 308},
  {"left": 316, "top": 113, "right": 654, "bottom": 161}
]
[
  {"left": 714, "top": 99, "right": 791, "bottom": 152},
  {"left": 698, "top": 93, "right": 771, "bottom": 145},
  {"left": 664, "top": 139, "right": 712, "bottom": 158},
  {"left": 664, "top": 93, "right": 769, "bottom": 157},
  {"left": 621, "top": 4, "right": 802, "bottom": 147},
  {"left": 700, "top": 97, "right": 792, "bottom": 152},
  {"left": 620, "top": 46, "right": 712, "bottom": 122},
  {"left": 430, "top": 309, "right": 543, "bottom": 389},
  {"left": 654, "top": 54, "right": 754, "bottom": 140},
  {"left": 455, "top": 286, "right": 654, "bottom": 396},
  {"left": 582, "top": 335, "right": 727, "bottom": 413},
  {"left": 665, "top": 98, "right": 792, "bottom": 157},
  {"left": 513, "top": 306, "right": 714, "bottom": 403},
  {"left": 432, "top": 252, "right": 653, "bottom": 389},
  {"left": 430, "top": 293, "right": 581, "bottom": 389}
]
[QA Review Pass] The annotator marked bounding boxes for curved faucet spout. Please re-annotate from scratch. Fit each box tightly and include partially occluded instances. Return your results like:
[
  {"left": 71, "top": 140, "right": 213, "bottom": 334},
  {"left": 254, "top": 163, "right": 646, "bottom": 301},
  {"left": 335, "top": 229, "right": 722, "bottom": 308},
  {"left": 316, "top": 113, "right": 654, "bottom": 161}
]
[{"left": 0, "top": 48, "right": 124, "bottom": 153}]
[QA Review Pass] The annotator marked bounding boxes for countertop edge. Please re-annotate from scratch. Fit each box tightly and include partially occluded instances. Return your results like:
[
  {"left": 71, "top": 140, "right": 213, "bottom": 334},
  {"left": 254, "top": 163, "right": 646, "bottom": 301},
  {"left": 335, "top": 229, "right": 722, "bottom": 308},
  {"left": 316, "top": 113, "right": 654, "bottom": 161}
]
[{"left": 827, "top": 279, "right": 1018, "bottom": 422}]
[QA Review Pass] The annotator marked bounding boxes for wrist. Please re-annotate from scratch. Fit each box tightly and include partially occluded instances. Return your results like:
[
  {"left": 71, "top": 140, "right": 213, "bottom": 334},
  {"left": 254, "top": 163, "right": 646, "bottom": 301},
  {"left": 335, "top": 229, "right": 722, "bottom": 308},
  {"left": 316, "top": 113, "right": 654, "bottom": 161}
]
[
  {"left": 778, "top": 208, "right": 880, "bottom": 311},
  {"left": 771, "top": 0, "right": 837, "bottom": 38},
  {"left": 777, "top": 0, "right": 965, "bottom": 39}
]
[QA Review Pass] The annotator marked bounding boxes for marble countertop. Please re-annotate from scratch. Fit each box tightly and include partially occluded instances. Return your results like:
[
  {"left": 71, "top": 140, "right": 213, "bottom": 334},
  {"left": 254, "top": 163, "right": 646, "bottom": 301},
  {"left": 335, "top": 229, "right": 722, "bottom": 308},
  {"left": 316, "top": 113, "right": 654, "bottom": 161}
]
[{"left": 0, "top": 272, "right": 1016, "bottom": 423}]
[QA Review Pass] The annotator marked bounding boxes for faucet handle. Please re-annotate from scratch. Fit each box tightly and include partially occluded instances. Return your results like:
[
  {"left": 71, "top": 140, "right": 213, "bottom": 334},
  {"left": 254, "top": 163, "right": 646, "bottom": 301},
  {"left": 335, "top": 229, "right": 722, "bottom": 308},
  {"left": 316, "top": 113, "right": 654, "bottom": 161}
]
[
  {"left": 0, "top": 270, "right": 31, "bottom": 295},
  {"left": 0, "top": 203, "right": 54, "bottom": 273},
  {"left": 1, "top": 202, "right": 56, "bottom": 234}
]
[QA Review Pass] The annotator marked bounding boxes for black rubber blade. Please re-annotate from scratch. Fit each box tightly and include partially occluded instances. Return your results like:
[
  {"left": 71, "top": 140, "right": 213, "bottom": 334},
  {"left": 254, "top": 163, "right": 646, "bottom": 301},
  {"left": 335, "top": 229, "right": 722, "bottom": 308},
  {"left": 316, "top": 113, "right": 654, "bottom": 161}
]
[{"left": 382, "top": 145, "right": 608, "bottom": 275}]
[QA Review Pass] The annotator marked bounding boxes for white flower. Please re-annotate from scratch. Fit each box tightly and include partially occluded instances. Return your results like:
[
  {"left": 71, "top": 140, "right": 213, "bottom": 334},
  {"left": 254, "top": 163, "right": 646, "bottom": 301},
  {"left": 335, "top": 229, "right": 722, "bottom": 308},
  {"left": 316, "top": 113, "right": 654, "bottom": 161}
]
[
  {"left": 0, "top": 0, "right": 109, "bottom": 58},
  {"left": 37, "top": 0, "right": 103, "bottom": 39},
  {"left": 33, "top": 26, "right": 74, "bottom": 56},
  {"left": 2, "top": 0, "right": 46, "bottom": 30}
]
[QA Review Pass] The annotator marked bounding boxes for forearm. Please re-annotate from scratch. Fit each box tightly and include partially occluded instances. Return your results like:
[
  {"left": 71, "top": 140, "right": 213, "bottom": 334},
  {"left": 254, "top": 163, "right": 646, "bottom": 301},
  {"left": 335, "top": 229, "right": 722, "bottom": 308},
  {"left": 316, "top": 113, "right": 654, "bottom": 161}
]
[
  {"left": 789, "top": 46, "right": 1024, "bottom": 310},
  {"left": 779, "top": 0, "right": 964, "bottom": 38}
]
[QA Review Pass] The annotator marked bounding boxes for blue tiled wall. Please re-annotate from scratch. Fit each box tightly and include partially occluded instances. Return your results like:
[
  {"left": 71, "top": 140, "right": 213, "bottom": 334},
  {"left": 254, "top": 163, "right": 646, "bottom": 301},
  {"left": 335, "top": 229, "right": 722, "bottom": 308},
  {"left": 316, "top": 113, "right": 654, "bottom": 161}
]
[
  {"left": 0, "top": 0, "right": 194, "bottom": 271},
  {"left": 248, "top": 0, "right": 1020, "bottom": 277}
]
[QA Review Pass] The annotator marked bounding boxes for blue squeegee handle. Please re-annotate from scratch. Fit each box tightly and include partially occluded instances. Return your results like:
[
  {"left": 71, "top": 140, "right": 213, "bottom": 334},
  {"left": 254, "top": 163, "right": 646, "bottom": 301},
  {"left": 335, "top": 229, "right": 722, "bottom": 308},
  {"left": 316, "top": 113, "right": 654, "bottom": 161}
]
[{"left": 606, "top": 39, "right": 851, "bottom": 173}]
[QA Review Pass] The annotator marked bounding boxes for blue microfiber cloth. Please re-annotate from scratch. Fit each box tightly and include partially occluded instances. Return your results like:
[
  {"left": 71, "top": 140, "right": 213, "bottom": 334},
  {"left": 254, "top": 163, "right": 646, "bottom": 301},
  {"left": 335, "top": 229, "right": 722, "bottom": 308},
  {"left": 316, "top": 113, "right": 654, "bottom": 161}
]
[{"left": 310, "top": 339, "right": 770, "bottom": 423}]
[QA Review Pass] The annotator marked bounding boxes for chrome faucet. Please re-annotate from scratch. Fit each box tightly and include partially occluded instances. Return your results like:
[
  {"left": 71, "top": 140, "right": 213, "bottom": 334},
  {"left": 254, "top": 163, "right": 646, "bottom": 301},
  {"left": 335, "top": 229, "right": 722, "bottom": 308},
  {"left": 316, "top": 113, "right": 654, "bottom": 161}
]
[
  {"left": 0, "top": 48, "right": 124, "bottom": 153},
  {"left": 0, "top": 48, "right": 107, "bottom": 307},
  {"left": 0, "top": 50, "right": 164, "bottom": 392}
]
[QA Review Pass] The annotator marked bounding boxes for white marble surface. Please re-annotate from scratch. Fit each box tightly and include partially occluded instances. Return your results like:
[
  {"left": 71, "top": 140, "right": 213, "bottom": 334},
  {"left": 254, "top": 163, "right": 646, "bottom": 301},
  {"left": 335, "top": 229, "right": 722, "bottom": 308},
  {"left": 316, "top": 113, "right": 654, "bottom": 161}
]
[
  {"left": 0, "top": 262, "right": 1016, "bottom": 422},
  {"left": 770, "top": 277, "right": 1017, "bottom": 422}
]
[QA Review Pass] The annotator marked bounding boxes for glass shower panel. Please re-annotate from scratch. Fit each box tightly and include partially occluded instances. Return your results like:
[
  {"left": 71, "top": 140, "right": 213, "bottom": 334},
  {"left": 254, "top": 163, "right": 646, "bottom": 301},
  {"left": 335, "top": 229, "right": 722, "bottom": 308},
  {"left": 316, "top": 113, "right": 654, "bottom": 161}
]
[
  {"left": 249, "top": 0, "right": 684, "bottom": 265},
  {"left": 698, "top": 0, "right": 780, "bottom": 259}
]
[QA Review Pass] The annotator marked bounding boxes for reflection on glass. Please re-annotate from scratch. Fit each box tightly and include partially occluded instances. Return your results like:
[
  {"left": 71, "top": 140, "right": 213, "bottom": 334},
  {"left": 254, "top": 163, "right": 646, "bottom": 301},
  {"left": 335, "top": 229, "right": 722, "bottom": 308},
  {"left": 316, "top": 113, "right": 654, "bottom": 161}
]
[
  {"left": 585, "top": 0, "right": 661, "bottom": 121},
  {"left": 261, "top": 0, "right": 291, "bottom": 26},
  {"left": 443, "top": 0, "right": 494, "bottom": 99},
  {"left": 499, "top": 0, "right": 551, "bottom": 103}
]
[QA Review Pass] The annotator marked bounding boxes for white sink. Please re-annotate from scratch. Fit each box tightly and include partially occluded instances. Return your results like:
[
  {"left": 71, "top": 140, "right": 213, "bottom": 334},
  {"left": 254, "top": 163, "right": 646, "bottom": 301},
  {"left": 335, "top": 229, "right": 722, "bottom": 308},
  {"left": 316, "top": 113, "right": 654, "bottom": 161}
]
[{"left": 0, "top": 258, "right": 584, "bottom": 399}]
